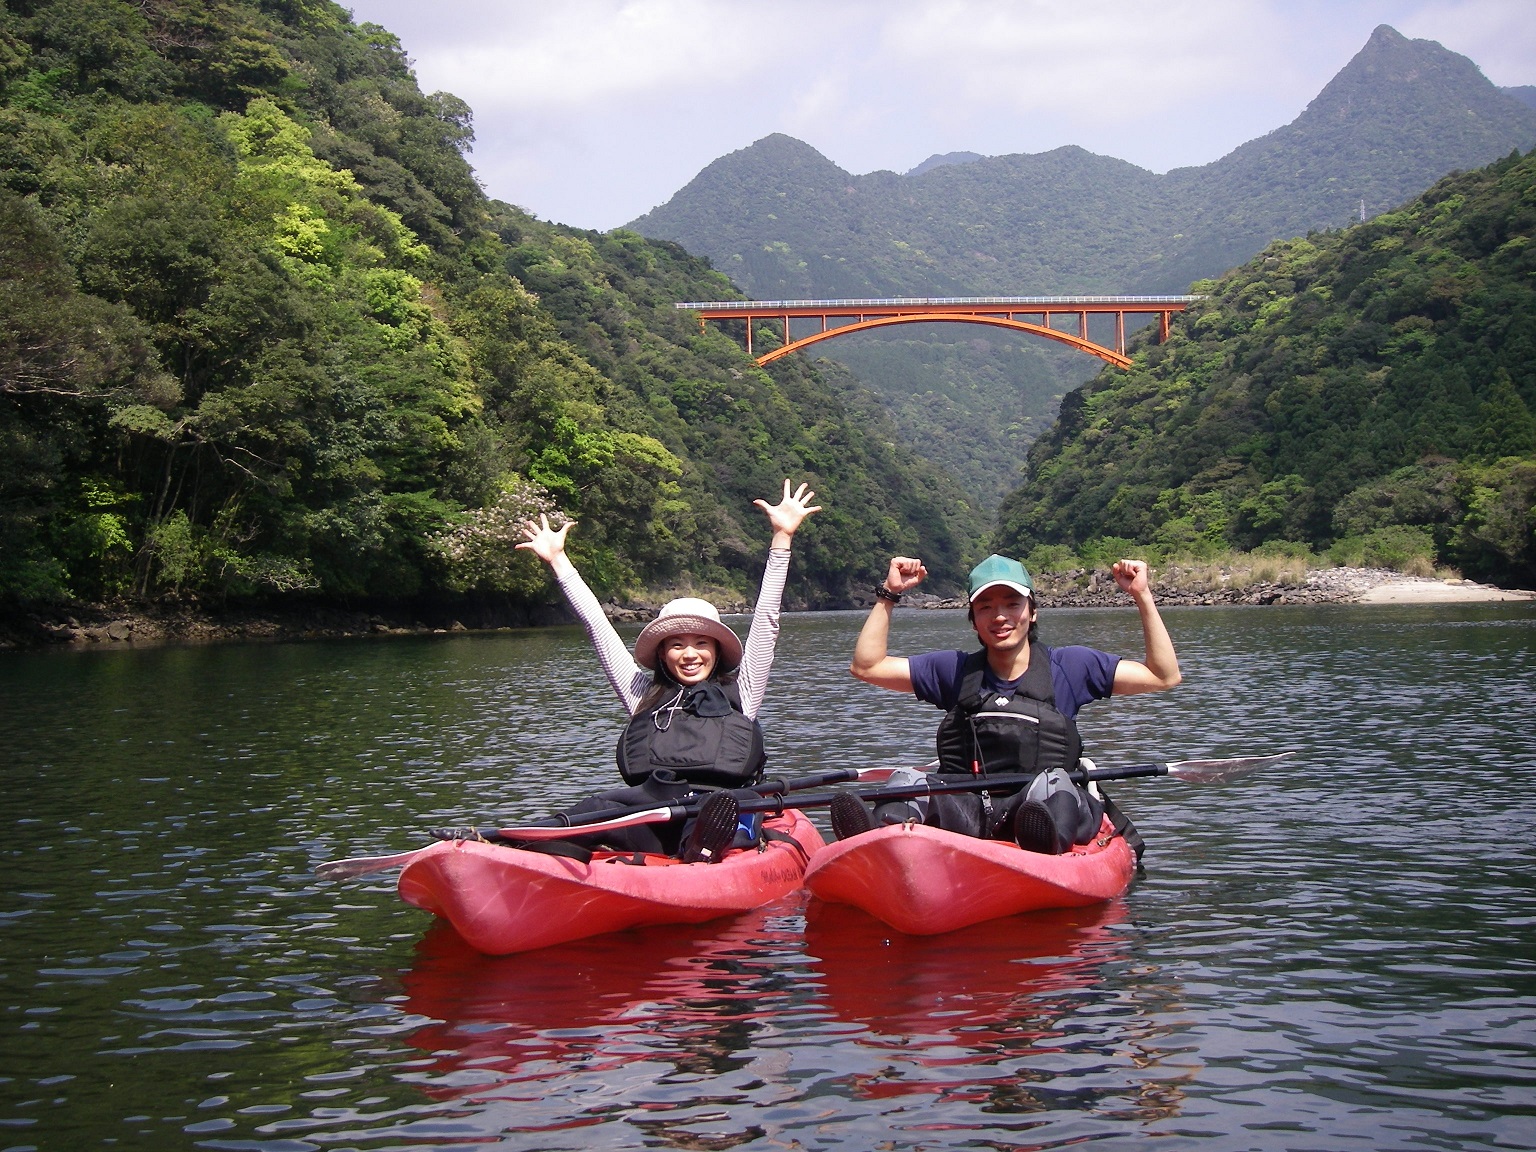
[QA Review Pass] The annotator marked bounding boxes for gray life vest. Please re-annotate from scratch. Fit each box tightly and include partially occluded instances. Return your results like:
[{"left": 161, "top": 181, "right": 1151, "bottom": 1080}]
[
  {"left": 934, "top": 646, "right": 1084, "bottom": 776},
  {"left": 616, "top": 680, "right": 766, "bottom": 788}
]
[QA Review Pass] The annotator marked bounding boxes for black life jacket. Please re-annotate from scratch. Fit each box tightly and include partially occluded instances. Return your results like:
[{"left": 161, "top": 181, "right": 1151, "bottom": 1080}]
[
  {"left": 934, "top": 645, "right": 1084, "bottom": 776},
  {"left": 616, "top": 680, "right": 767, "bottom": 788}
]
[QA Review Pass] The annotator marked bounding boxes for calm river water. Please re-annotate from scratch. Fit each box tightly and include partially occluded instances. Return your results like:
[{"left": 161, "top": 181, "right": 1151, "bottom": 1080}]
[{"left": 2, "top": 603, "right": 1534, "bottom": 1151}]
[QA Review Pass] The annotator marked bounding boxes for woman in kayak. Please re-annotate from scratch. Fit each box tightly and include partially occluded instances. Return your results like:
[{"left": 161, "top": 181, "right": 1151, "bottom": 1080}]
[{"left": 513, "top": 480, "right": 821, "bottom": 862}]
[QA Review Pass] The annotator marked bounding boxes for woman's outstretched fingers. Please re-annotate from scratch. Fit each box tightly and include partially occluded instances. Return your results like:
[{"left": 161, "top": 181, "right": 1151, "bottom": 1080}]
[
  {"left": 515, "top": 515, "right": 575, "bottom": 566},
  {"left": 755, "top": 479, "right": 823, "bottom": 539}
]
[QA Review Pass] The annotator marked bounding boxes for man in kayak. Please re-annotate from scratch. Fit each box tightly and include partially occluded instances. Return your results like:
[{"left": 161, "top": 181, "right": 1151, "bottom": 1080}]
[
  {"left": 508, "top": 480, "right": 821, "bottom": 863},
  {"left": 843, "top": 553, "right": 1180, "bottom": 854}
]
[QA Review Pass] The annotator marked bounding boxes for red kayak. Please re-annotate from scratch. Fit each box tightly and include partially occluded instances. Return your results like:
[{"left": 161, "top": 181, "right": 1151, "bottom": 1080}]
[
  {"left": 803, "top": 816, "right": 1135, "bottom": 935},
  {"left": 397, "top": 809, "right": 825, "bottom": 954}
]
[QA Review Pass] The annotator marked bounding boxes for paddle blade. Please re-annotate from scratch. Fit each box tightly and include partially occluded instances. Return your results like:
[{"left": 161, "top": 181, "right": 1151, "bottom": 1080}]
[
  {"left": 848, "top": 761, "right": 938, "bottom": 785},
  {"left": 1164, "top": 752, "right": 1293, "bottom": 784},
  {"left": 315, "top": 849, "right": 426, "bottom": 880}
]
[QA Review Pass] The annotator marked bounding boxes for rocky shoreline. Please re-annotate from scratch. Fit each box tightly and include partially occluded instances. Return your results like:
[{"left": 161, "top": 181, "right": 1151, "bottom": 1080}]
[
  {"left": 894, "top": 567, "right": 1536, "bottom": 610},
  {"left": 2, "top": 568, "right": 1531, "bottom": 651}
]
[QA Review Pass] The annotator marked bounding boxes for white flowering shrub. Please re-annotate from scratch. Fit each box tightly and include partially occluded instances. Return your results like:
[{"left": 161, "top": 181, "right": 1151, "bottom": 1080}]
[{"left": 431, "top": 477, "right": 566, "bottom": 594}]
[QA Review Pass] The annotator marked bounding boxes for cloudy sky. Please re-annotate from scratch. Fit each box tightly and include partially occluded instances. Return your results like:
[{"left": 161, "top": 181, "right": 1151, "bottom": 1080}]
[{"left": 341, "top": 0, "right": 1536, "bottom": 232}]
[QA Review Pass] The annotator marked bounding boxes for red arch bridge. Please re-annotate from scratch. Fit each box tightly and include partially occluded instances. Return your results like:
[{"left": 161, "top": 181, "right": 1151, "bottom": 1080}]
[{"left": 676, "top": 295, "right": 1204, "bottom": 369}]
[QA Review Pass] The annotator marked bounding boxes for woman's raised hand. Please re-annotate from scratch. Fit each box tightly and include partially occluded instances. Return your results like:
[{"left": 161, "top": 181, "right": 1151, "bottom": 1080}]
[
  {"left": 754, "top": 479, "right": 823, "bottom": 545},
  {"left": 516, "top": 514, "right": 576, "bottom": 573}
]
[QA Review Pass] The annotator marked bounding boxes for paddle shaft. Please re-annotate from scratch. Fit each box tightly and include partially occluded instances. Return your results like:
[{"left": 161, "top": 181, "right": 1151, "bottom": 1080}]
[
  {"left": 493, "top": 761, "right": 1178, "bottom": 837},
  {"left": 315, "top": 768, "right": 1130, "bottom": 876},
  {"left": 485, "top": 753, "right": 1290, "bottom": 841},
  {"left": 314, "top": 764, "right": 889, "bottom": 878},
  {"left": 316, "top": 753, "right": 1287, "bottom": 876}
]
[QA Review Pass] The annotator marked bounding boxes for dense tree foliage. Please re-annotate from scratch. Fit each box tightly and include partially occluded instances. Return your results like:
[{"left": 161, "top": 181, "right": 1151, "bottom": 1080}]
[
  {"left": 994, "top": 150, "right": 1536, "bottom": 586},
  {"left": 819, "top": 325, "right": 1088, "bottom": 508},
  {"left": 0, "top": 0, "right": 980, "bottom": 613}
]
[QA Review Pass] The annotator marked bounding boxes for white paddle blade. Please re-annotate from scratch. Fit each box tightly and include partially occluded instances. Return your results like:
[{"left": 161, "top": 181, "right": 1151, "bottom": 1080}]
[{"left": 1164, "top": 752, "right": 1293, "bottom": 783}]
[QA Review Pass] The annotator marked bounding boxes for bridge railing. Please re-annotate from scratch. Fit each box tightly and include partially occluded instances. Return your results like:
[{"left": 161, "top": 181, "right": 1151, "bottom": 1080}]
[{"left": 676, "top": 295, "right": 1206, "bottom": 311}]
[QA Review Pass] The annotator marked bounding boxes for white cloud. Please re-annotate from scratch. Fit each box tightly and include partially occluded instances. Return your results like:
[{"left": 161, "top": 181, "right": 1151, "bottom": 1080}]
[{"left": 410, "top": 0, "right": 783, "bottom": 113}]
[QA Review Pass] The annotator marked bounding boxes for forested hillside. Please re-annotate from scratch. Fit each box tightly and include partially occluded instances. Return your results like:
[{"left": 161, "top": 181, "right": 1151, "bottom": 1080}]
[
  {"left": 0, "top": 0, "right": 979, "bottom": 617},
  {"left": 814, "top": 325, "right": 1078, "bottom": 508},
  {"left": 994, "top": 149, "right": 1536, "bottom": 586}
]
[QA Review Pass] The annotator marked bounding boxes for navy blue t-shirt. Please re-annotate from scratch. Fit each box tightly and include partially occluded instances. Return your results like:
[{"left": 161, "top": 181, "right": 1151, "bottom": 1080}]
[{"left": 908, "top": 646, "right": 1119, "bottom": 720}]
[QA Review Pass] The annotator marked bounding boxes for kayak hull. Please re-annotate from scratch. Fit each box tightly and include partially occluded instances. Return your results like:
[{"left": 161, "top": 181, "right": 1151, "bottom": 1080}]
[
  {"left": 398, "top": 809, "right": 825, "bottom": 954},
  {"left": 804, "top": 816, "right": 1135, "bottom": 935}
]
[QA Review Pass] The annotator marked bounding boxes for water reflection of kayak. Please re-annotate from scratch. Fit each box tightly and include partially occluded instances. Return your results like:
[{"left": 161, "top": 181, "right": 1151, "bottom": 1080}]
[
  {"left": 804, "top": 898, "right": 1131, "bottom": 1041},
  {"left": 804, "top": 816, "right": 1135, "bottom": 935},
  {"left": 397, "top": 809, "right": 824, "bottom": 954},
  {"left": 396, "top": 902, "right": 806, "bottom": 1092}
]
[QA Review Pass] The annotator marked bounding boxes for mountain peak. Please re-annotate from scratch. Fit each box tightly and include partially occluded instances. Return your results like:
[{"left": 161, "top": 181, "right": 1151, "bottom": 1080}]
[
  {"left": 1366, "top": 23, "right": 1406, "bottom": 47},
  {"left": 1303, "top": 22, "right": 1502, "bottom": 124}
]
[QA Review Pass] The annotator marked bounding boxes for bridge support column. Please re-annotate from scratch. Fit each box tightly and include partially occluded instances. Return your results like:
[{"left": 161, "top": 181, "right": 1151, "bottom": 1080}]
[{"left": 1115, "top": 311, "right": 1125, "bottom": 355}]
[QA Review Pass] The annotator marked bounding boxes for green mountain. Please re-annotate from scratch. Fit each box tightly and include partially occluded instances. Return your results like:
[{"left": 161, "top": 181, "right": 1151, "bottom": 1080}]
[
  {"left": 630, "top": 133, "right": 1171, "bottom": 299},
  {"left": 0, "top": 0, "right": 980, "bottom": 615},
  {"left": 631, "top": 26, "right": 1536, "bottom": 300},
  {"left": 628, "top": 26, "right": 1536, "bottom": 512},
  {"left": 1142, "top": 25, "right": 1536, "bottom": 292},
  {"left": 994, "top": 148, "right": 1536, "bottom": 586}
]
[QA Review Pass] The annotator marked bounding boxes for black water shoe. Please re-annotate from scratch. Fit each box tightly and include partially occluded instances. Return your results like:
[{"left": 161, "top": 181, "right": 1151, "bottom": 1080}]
[
  {"left": 1011, "top": 800, "right": 1060, "bottom": 855},
  {"left": 830, "top": 793, "right": 876, "bottom": 840},
  {"left": 681, "top": 792, "right": 739, "bottom": 863}
]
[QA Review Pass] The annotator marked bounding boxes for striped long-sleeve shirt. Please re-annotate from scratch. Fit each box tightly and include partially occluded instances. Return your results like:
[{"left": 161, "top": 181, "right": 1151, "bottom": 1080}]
[{"left": 555, "top": 548, "right": 790, "bottom": 719}]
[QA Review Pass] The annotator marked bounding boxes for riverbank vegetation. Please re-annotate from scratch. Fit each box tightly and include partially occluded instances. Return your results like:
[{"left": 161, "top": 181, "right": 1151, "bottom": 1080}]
[
  {"left": 1023, "top": 530, "right": 1447, "bottom": 587},
  {"left": 996, "top": 149, "right": 1536, "bottom": 589},
  {"left": 0, "top": 0, "right": 979, "bottom": 621}
]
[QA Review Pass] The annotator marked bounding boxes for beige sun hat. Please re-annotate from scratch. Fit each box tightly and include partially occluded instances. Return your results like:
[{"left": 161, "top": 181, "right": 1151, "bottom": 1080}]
[{"left": 633, "top": 597, "right": 744, "bottom": 672}]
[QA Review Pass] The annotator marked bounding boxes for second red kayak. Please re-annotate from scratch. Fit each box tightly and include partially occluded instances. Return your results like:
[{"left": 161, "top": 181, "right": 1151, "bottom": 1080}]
[
  {"left": 398, "top": 809, "right": 825, "bottom": 954},
  {"left": 804, "top": 816, "right": 1135, "bottom": 935}
]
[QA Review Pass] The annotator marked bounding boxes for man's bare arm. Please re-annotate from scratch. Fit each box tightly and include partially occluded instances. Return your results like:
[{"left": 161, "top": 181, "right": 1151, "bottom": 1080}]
[
  {"left": 849, "top": 557, "right": 927, "bottom": 693},
  {"left": 1109, "top": 559, "right": 1182, "bottom": 695}
]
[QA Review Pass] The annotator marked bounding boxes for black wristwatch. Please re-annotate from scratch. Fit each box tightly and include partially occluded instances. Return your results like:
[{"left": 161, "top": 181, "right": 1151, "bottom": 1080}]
[{"left": 875, "top": 586, "right": 901, "bottom": 603}]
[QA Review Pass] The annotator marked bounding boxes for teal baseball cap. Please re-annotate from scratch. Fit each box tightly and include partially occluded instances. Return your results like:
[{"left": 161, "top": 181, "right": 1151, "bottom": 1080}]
[{"left": 967, "top": 554, "right": 1033, "bottom": 600}]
